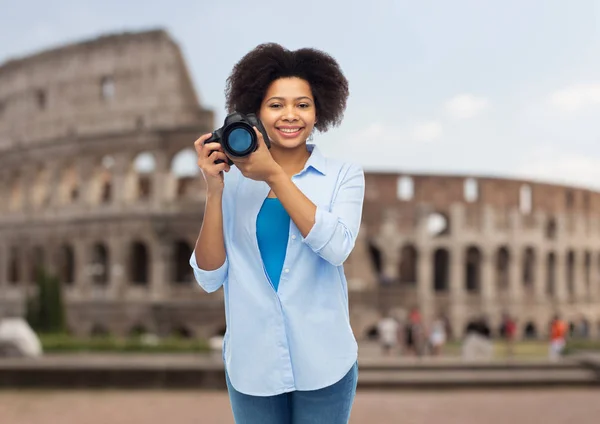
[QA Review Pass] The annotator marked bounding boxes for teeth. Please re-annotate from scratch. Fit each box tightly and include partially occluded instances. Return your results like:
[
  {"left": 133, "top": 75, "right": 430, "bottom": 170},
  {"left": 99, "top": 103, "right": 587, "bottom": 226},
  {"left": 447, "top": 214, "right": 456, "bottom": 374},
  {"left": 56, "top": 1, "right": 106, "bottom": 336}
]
[{"left": 279, "top": 128, "right": 300, "bottom": 133}]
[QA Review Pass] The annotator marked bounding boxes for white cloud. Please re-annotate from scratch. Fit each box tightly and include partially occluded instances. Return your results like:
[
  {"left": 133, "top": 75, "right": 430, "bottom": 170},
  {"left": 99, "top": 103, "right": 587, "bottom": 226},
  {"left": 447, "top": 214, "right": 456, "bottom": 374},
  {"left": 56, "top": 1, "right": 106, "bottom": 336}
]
[
  {"left": 445, "top": 94, "right": 489, "bottom": 119},
  {"left": 515, "top": 145, "right": 600, "bottom": 189},
  {"left": 412, "top": 121, "right": 442, "bottom": 142},
  {"left": 548, "top": 83, "right": 600, "bottom": 113}
]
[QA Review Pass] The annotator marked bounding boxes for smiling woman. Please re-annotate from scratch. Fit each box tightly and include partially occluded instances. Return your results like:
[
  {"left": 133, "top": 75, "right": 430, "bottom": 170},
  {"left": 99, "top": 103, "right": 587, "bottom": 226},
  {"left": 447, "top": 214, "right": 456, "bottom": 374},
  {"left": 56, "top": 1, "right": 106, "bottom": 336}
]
[{"left": 190, "top": 43, "right": 363, "bottom": 424}]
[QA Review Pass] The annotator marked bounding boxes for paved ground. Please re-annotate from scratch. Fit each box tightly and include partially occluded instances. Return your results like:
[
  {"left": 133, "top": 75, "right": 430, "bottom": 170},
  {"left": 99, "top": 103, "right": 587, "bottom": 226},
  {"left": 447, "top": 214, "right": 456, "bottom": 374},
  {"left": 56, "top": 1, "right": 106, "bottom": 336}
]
[{"left": 1, "top": 389, "right": 599, "bottom": 424}]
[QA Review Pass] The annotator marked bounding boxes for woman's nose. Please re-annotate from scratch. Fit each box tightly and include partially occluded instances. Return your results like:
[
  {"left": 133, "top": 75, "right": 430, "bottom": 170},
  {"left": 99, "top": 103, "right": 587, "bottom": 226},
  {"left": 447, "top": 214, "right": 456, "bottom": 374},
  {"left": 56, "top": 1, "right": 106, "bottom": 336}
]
[{"left": 282, "top": 106, "right": 298, "bottom": 121}]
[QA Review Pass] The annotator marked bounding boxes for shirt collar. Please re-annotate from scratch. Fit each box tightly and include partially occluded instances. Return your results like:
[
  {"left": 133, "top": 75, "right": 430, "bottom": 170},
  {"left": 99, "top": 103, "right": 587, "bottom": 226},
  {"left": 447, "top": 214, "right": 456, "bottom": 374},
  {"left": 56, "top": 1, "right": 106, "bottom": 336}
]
[{"left": 300, "top": 144, "right": 327, "bottom": 176}]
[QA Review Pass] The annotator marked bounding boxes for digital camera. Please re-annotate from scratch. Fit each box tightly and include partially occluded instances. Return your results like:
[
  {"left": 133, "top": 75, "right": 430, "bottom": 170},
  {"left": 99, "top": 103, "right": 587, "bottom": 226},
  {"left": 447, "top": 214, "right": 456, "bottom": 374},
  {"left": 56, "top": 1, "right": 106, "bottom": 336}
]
[{"left": 205, "top": 112, "right": 271, "bottom": 165}]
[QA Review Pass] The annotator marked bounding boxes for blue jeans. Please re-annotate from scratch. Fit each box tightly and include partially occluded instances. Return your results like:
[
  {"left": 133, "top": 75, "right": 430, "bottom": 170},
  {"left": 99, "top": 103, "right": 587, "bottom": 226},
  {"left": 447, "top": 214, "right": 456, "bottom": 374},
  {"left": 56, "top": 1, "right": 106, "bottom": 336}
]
[{"left": 226, "top": 362, "right": 358, "bottom": 424}]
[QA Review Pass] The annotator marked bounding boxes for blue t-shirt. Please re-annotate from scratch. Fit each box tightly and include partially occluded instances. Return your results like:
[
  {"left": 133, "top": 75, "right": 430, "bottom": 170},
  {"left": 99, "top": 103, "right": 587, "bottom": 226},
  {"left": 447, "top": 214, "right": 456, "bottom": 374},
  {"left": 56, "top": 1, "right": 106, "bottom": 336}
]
[{"left": 256, "top": 197, "right": 290, "bottom": 291}]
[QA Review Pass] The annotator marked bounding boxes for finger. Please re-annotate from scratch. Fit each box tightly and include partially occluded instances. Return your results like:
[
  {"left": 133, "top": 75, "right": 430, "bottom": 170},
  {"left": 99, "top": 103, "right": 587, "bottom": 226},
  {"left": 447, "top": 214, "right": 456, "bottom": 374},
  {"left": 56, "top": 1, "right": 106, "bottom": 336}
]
[
  {"left": 201, "top": 142, "right": 224, "bottom": 158},
  {"left": 194, "top": 133, "right": 214, "bottom": 152},
  {"left": 203, "top": 162, "right": 227, "bottom": 178},
  {"left": 207, "top": 151, "right": 228, "bottom": 164},
  {"left": 213, "top": 162, "right": 228, "bottom": 175},
  {"left": 198, "top": 156, "right": 226, "bottom": 172},
  {"left": 253, "top": 127, "right": 265, "bottom": 149}
]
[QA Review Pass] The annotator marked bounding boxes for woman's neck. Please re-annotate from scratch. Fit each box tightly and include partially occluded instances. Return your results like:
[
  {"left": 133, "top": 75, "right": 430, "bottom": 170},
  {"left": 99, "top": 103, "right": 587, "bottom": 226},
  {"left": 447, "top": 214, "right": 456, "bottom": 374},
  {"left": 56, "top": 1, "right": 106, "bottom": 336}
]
[{"left": 270, "top": 144, "right": 311, "bottom": 177}]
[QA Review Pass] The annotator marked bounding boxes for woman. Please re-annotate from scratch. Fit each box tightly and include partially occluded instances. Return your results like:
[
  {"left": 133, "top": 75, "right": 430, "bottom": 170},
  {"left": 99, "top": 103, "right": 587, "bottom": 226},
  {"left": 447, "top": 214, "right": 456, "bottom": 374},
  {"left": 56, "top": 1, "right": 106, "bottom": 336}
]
[{"left": 190, "top": 43, "right": 364, "bottom": 424}]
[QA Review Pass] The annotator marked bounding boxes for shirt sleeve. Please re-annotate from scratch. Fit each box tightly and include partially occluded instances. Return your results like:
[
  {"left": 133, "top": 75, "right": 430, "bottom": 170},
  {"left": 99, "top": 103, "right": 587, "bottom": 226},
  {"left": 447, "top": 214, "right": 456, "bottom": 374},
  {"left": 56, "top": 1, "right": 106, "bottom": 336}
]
[
  {"left": 302, "top": 163, "right": 365, "bottom": 266},
  {"left": 189, "top": 249, "right": 228, "bottom": 293},
  {"left": 188, "top": 168, "right": 239, "bottom": 293}
]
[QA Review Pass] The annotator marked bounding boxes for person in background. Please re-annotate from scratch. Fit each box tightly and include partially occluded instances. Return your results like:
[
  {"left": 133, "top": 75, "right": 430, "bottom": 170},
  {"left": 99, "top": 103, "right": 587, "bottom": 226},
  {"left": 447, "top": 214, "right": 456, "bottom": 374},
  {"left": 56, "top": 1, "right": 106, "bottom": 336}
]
[
  {"left": 377, "top": 312, "right": 400, "bottom": 356},
  {"left": 429, "top": 314, "right": 447, "bottom": 356},
  {"left": 501, "top": 312, "right": 517, "bottom": 358},
  {"left": 549, "top": 314, "right": 568, "bottom": 361}
]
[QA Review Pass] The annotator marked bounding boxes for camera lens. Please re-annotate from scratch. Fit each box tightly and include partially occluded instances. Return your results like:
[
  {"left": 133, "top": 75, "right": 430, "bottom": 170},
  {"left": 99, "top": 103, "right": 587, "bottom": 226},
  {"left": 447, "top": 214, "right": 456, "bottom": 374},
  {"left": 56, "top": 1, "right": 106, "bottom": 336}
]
[{"left": 226, "top": 127, "right": 254, "bottom": 155}]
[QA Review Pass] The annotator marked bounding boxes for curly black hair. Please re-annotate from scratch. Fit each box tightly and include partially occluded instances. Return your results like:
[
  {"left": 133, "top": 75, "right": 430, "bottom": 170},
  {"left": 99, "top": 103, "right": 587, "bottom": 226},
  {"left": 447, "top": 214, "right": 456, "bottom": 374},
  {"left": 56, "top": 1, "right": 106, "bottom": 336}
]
[{"left": 225, "top": 43, "right": 349, "bottom": 133}]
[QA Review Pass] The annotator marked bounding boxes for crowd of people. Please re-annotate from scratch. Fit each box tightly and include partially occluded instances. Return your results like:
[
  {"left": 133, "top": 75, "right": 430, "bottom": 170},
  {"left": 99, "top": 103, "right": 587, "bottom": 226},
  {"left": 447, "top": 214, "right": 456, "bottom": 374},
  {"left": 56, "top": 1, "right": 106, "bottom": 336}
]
[
  {"left": 375, "top": 309, "right": 572, "bottom": 361},
  {"left": 376, "top": 308, "right": 449, "bottom": 357}
]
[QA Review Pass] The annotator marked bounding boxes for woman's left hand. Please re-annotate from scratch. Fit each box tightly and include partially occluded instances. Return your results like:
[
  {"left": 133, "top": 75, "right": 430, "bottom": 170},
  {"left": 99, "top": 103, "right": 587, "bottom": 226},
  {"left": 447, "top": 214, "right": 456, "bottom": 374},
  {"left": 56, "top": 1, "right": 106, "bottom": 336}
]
[{"left": 231, "top": 127, "right": 283, "bottom": 183}]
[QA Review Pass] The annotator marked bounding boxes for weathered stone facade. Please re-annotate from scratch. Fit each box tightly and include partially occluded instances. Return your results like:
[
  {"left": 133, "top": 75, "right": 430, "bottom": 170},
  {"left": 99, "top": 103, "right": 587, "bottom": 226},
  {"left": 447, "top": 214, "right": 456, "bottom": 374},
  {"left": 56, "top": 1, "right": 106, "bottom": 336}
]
[{"left": 1, "top": 30, "right": 599, "bottom": 341}]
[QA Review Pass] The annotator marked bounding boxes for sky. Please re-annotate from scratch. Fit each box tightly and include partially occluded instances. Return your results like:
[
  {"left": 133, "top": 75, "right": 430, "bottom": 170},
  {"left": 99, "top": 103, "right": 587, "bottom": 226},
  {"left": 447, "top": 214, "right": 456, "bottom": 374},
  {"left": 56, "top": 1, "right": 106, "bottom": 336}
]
[{"left": 1, "top": 0, "right": 599, "bottom": 189}]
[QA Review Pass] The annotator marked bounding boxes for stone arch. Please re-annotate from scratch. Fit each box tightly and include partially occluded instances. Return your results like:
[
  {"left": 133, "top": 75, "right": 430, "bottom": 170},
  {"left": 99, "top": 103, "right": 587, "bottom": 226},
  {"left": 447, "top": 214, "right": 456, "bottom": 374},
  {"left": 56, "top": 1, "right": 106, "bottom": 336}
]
[
  {"left": 523, "top": 321, "right": 537, "bottom": 339},
  {"left": 174, "top": 240, "right": 194, "bottom": 283},
  {"left": 433, "top": 248, "right": 450, "bottom": 292},
  {"left": 545, "top": 217, "right": 557, "bottom": 240},
  {"left": 131, "top": 151, "right": 156, "bottom": 201},
  {"left": 546, "top": 252, "right": 556, "bottom": 297},
  {"left": 399, "top": 244, "right": 418, "bottom": 285},
  {"left": 368, "top": 241, "right": 383, "bottom": 282},
  {"left": 496, "top": 246, "right": 510, "bottom": 292},
  {"left": 566, "top": 250, "right": 575, "bottom": 298},
  {"left": 31, "top": 165, "right": 50, "bottom": 209},
  {"left": 130, "top": 241, "right": 149, "bottom": 285},
  {"left": 465, "top": 246, "right": 482, "bottom": 293},
  {"left": 9, "top": 171, "right": 22, "bottom": 212},
  {"left": 8, "top": 246, "right": 20, "bottom": 284},
  {"left": 90, "top": 155, "right": 115, "bottom": 205},
  {"left": 59, "top": 163, "right": 79, "bottom": 204},
  {"left": 522, "top": 247, "right": 535, "bottom": 288},
  {"left": 91, "top": 242, "right": 109, "bottom": 285},
  {"left": 170, "top": 148, "right": 202, "bottom": 200},
  {"left": 58, "top": 244, "right": 75, "bottom": 284},
  {"left": 31, "top": 245, "right": 45, "bottom": 281},
  {"left": 90, "top": 323, "right": 110, "bottom": 337},
  {"left": 584, "top": 251, "right": 591, "bottom": 296}
]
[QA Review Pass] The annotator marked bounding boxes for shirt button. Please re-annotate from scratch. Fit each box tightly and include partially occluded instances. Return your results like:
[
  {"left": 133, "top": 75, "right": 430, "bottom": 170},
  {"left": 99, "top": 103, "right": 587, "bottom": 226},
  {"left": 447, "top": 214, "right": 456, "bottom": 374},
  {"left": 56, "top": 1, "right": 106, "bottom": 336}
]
[
  {"left": 291, "top": 235, "right": 297, "bottom": 240},
  {"left": 284, "top": 268, "right": 290, "bottom": 273}
]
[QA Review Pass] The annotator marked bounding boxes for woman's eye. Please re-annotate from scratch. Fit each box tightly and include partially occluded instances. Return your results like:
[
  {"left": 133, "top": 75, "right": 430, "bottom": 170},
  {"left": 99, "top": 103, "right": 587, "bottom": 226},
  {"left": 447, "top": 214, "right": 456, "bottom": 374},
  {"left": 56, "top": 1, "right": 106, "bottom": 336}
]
[
  {"left": 298, "top": 103, "right": 310, "bottom": 109},
  {"left": 269, "top": 104, "right": 282, "bottom": 109}
]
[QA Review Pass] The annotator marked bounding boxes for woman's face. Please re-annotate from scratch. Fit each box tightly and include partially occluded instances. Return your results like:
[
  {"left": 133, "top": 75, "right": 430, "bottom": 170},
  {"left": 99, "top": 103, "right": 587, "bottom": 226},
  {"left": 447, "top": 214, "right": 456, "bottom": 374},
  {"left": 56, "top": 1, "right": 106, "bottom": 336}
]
[{"left": 259, "top": 77, "right": 316, "bottom": 150}]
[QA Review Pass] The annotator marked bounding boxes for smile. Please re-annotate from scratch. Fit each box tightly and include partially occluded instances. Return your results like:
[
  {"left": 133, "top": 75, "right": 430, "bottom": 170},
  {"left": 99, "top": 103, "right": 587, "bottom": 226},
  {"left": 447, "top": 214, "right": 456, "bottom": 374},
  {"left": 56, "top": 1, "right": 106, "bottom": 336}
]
[
  {"left": 277, "top": 127, "right": 302, "bottom": 133},
  {"left": 275, "top": 126, "right": 304, "bottom": 138}
]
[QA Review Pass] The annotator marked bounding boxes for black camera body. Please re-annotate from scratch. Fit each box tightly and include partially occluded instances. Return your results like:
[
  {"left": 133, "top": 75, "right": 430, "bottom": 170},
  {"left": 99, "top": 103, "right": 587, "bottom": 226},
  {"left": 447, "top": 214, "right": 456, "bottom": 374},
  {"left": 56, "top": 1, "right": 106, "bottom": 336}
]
[{"left": 205, "top": 112, "right": 271, "bottom": 165}]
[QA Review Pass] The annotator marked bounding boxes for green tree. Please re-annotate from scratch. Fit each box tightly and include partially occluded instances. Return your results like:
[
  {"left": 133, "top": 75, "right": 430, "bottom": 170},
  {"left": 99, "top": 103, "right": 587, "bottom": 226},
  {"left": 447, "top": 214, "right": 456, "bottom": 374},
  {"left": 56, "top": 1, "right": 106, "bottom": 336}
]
[{"left": 26, "top": 269, "right": 66, "bottom": 334}]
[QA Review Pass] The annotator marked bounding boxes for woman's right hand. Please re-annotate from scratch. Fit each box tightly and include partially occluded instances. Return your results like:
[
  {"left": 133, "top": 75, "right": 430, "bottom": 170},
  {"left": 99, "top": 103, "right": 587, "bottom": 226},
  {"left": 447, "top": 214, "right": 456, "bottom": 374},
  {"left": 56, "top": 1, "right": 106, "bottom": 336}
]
[{"left": 194, "top": 133, "right": 231, "bottom": 194}]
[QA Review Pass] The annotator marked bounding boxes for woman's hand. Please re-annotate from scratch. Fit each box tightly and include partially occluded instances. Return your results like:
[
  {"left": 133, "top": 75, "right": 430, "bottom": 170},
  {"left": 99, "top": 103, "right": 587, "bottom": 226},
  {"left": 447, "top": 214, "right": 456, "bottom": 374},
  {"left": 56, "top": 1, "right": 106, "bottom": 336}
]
[
  {"left": 231, "top": 127, "right": 283, "bottom": 183},
  {"left": 194, "top": 133, "right": 231, "bottom": 195}
]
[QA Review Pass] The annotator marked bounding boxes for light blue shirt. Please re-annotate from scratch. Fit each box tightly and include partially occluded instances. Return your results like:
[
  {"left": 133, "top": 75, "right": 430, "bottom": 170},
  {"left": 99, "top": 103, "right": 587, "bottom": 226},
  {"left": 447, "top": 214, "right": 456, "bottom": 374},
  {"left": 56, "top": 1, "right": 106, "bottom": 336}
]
[{"left": 190, "top": 144, "right": 365, "bottom": 396}]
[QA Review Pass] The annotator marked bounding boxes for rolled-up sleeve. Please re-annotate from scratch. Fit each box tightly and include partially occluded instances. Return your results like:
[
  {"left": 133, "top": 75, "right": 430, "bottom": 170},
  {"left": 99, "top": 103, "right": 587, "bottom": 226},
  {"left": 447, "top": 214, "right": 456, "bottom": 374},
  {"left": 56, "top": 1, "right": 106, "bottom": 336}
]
[
  {"left": 302, "top": 163, "right": 365, "bottom": 266},
  {"left": 189, "top": 250, "right": 228, "bottom": 293}
]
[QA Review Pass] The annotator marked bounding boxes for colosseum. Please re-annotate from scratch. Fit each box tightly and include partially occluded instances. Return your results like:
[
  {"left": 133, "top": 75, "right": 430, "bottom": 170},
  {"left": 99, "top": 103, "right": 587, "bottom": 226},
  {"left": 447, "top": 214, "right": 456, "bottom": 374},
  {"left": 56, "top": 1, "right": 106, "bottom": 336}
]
[{"left": 0, "top": 29, "right": 599, "bottom": 342}]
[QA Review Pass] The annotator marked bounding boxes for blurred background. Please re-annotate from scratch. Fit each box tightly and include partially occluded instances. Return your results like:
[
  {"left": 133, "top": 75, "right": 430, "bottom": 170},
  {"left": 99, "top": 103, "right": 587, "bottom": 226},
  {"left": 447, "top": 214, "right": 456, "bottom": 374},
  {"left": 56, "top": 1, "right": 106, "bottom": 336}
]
[{"left": 0, "top": 1, "right": 599, "bottom": 423}]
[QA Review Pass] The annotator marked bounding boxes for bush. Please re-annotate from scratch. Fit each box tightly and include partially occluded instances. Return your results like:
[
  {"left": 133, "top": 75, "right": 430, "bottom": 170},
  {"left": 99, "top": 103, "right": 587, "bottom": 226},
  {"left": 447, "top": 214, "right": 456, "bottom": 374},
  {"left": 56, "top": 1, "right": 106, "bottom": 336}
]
[
  {"left": 40, "top": 333, "right": 211, "bottom": 353},
  {"left": 563, "top": 339, "right": 600, "bottom": 355}
]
